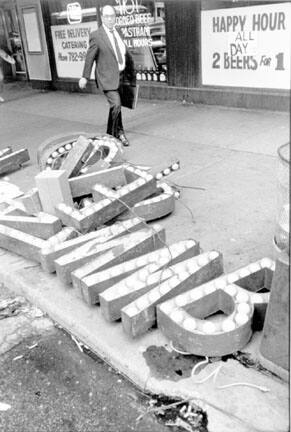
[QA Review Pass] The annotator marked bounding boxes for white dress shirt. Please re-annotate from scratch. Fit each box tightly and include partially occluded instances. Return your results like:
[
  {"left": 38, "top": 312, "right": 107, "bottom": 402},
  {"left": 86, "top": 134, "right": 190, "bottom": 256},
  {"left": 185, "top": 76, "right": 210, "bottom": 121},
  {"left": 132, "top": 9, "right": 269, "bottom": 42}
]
[{"left": 103, "top": 25, "right": 126, "bottom": 71}]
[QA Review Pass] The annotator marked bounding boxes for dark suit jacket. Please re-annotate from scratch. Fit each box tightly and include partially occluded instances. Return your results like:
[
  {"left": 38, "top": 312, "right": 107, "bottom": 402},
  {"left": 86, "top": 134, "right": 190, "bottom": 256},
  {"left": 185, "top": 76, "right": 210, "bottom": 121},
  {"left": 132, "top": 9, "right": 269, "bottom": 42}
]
[{"left": 82, "top": 26, "right": 136, "bottom": 91}]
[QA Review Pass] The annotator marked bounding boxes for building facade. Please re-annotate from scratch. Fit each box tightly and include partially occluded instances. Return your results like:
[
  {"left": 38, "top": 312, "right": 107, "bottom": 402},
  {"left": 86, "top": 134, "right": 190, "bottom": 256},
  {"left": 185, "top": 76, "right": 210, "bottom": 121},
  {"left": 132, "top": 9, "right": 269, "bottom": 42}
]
[{"left": 0, "top": 0, "right": 290, "bottom": 110}]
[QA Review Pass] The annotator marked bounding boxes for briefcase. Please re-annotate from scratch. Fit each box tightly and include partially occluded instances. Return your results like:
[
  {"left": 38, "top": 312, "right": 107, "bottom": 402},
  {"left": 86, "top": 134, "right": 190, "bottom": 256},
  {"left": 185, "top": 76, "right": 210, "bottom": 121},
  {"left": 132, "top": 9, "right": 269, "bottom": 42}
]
[{"left": 119, "top": 83, "right": 139, "bottom": 109}]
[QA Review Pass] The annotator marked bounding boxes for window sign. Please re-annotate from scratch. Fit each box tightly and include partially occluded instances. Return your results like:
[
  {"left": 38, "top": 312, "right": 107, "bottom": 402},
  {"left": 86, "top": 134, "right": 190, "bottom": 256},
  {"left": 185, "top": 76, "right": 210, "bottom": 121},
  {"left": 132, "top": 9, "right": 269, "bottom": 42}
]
[
  {"left": 51, "top": 21, "right": 97, "bottom": 78},
  {"left": 114, "top": 0, "right": 167, "bottom": 82},
  {"left": 67, "top": 2, "right": 82, "bottom": 25},
  {"left": 201, "top": 3, "right": 291, "bottom": 89}
]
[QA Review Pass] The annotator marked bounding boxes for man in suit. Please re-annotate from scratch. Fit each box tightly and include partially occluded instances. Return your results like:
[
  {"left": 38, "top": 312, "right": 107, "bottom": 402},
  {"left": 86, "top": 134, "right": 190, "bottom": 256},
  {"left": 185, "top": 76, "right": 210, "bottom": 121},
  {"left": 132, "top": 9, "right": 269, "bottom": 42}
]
[{"left": 79, "top": 4, "right": 136, "bottom": 147}]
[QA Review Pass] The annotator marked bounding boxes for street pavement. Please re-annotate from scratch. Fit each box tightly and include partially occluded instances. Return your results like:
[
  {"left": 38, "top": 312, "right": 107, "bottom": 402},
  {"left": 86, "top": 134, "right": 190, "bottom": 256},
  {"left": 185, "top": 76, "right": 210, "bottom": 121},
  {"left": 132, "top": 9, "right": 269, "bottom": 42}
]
[
  {"left": 0, "top": 82, "right": 289, "bottom": 432},
  {"left": 0, "top": 311, "right": 171, "bottom": 432}
]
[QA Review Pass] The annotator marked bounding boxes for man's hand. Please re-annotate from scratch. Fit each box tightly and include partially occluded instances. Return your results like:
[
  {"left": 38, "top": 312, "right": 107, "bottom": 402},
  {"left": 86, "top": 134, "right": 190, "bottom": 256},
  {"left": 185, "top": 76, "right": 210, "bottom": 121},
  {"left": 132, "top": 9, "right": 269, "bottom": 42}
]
[{"left": 79, "top": 77, "right": 87, "bottom": 89}]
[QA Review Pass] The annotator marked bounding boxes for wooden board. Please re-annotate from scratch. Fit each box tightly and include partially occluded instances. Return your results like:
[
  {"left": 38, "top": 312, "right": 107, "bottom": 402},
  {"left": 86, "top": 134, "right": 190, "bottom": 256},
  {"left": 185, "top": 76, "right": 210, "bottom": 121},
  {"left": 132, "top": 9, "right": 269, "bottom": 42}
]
[
  {"left": 0, "top": 224, "right": 46, "bottom": 262},
  {"left": 19, "top": 188, "right": 42, "bottom": 215},
  {"left": 71, "top": 226, "right": 166, "bottom": 291},
  {"left": 69, "top": 165, "right": 126, "bottom": 198},
  {"left": 61, "top": 135, "right": 94, "bottom": 178},
  {"left": 83, "top": 239, "right": 199, "bottom": 306},
  {"left": 0, "top": 213, "right": 62, "bottom": 239},
  {"left": 35, "top": 169, "right": 73, "bottom": 216},
  {"left": 55, "top": 237, "right": 123, "bottom": 285},
  {"left": 55, "top": 225, "right": 158, "bottom": 285},
  {"left": 0, "top": 149, "right": 30, "bottom": 175},
  {"left": 40, "top": 217, "right": 144, "bottom": 273}
]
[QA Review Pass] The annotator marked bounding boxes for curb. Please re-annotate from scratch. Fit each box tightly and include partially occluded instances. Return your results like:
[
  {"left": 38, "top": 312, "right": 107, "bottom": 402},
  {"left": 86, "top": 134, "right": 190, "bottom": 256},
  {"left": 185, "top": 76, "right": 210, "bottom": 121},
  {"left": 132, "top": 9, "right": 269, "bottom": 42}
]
[{"left": 0, "top": 249, "right": 288, "bottom": 432}]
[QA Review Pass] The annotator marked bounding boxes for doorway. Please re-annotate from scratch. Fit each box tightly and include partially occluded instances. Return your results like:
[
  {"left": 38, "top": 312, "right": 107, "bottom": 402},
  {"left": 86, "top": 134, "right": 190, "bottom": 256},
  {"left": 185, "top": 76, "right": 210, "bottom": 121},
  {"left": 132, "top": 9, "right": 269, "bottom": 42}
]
[{"left": 0, "top": 0, "right": 27, "bottom": 80}]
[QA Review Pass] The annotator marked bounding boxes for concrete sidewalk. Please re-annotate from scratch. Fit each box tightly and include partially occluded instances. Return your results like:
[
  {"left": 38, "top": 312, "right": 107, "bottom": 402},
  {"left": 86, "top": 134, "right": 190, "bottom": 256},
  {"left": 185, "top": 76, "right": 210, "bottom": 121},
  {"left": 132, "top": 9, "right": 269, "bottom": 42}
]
[
  {"left": 1, "top": 88, "right": 289, "bottom": 269},
  {"left": 0, "top": 86, "right": 289, "bottom": 432}
]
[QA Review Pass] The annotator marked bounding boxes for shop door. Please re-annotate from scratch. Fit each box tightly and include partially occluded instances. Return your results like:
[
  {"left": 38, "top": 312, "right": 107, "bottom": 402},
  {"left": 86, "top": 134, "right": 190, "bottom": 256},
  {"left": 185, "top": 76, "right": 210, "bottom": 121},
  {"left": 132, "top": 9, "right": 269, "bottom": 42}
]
[
  {"left": 0, "top": 1, "right": 27, "bottom": 79},
  {"left": 17, "top": 0, "right": 52, "bottom": 82}
]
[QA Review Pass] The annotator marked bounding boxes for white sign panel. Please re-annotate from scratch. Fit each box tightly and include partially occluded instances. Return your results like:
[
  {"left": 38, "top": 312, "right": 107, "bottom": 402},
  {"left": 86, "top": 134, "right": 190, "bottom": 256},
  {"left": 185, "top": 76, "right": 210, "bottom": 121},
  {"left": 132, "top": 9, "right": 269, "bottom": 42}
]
[
  {"left": 51, "top": 21, "right": 97, "bottom": 78},
  {"left": 23, "top": 7, "right": 42, "bottom": 53},
  {"left": 201, "top": 3, "right": 291, "bottom": 89}
]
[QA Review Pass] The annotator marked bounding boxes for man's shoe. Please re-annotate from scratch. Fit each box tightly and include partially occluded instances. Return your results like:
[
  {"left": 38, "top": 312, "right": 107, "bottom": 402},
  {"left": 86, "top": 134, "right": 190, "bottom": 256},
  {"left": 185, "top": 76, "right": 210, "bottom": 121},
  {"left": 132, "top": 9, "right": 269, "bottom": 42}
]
[{"left": 118, "top": 133, "right": 130, "bottom": 147}]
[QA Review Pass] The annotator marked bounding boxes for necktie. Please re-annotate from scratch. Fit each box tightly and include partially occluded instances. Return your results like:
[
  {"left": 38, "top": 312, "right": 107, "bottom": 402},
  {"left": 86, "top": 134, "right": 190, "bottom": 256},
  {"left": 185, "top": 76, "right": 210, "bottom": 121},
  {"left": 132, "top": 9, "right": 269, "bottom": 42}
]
[{"left": 110, "top": 30, "right": 123, "bottom": 65}]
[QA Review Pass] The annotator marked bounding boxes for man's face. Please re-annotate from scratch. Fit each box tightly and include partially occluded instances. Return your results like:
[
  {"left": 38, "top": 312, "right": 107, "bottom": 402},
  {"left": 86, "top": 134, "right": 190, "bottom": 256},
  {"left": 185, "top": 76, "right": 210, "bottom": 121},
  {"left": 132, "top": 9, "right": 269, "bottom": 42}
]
[{"left": 101, "top": 6, "right": 116, "bottom": 30}]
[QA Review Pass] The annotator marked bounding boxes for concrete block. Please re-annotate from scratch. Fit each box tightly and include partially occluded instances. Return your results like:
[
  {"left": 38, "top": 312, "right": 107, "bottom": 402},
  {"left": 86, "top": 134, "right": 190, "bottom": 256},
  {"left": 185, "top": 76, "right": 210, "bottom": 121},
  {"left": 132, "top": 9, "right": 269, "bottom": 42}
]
[
  {"left": 19, "top": 188, "right": 42, "bottom": 215},
  {"left": 157, "top": 257, "right": 275, "bottom": 357},
  {"left": 35, "top": 169, "right": 73, "bottom": 216},
  {"left": 69, "top": 166, "right": 126, "bottom": 198},
  {"left": 81, "top": 239, "right": 200, "bottom": 306},
  {"left": 72, "top": 225, "right": 166, "bottom": 291},
  {"left": 259, "top": 252, "right": 289, "bottom": 381},
  {"left": 0, "top": 224, "right": 45, "bottom": 262},
  {"left": 122, "top": 251, "right": 223, "bottom": 338},
  {"left": 40, "top": 218, "right": 143, "bottom": 273},
  {"left": 61, "top": 135, "right": 94, "bottom": 178},
  {"left": 0, "top": 149, "right": 30, "bottom": 174},
  {"left": 0, "top": 213, "right": 62, "bottom": 239}
]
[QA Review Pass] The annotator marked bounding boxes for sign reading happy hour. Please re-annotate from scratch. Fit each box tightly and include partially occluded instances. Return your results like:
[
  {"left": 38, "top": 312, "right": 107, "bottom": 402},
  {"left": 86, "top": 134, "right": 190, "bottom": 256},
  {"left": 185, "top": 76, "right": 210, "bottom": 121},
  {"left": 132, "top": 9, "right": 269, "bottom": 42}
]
[{"left": 201, "top": 3, "right": 291, "bottom": 89}]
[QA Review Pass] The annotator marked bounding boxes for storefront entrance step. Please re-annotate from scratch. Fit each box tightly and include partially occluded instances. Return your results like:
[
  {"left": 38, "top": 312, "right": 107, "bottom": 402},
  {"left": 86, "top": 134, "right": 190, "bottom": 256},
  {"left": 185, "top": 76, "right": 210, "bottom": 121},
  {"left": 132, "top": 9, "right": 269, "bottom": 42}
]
[{"left": 0, "top": 249, "right": 288, "bottom": 432}]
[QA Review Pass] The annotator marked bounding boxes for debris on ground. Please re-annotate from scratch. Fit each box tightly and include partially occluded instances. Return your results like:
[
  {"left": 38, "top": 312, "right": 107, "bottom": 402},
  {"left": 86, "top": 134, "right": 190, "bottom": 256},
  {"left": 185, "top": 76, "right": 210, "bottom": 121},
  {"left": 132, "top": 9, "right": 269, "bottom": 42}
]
[
  {"left": 0, "top": 296, "right": 26, "bottom": 319},
  {"left": 0, "top": 402, "right": 11, "bottom": 411},
  {"left": 143, "top": 345, "right": 208, "bottom": 381},
  {"left": 137, "top": 395, "right": 208, "bottom": 432}
]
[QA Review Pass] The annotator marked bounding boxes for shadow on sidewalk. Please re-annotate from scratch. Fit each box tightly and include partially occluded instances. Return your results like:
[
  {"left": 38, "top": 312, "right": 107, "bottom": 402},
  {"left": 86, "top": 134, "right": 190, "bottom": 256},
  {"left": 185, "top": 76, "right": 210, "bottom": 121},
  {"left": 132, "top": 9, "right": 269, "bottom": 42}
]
[{"left": 1, "top": 81, "right": 43, "bottom": 103}]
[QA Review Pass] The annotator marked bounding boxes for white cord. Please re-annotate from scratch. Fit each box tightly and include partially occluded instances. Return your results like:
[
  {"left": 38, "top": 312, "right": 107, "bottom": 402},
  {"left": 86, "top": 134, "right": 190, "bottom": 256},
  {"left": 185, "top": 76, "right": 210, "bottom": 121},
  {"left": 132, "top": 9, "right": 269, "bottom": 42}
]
[
  {"left": 191, "top": 357, "right": 209, "bottom": 376},
  {"left": 192, "top": 361, "right": 270, "bottom": 393},
  {"left": 216, "top": 382, "right": 270, "bottom": 392},
  {"left": 192, "top": 364, "right": 222, "bottom": 384}
]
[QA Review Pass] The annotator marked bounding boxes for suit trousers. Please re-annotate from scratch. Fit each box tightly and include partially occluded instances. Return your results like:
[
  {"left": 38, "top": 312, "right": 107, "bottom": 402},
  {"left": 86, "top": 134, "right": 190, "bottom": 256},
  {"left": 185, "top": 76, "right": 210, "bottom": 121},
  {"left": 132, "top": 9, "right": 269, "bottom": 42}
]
[{"left": 103, "top": 75, "right": 124, "bottom": 138}]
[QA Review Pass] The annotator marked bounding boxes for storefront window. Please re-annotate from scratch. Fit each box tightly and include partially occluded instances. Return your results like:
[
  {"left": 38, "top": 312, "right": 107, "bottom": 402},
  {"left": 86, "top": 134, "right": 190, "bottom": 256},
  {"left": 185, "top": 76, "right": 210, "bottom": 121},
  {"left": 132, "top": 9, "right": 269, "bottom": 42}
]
[
  {"left": 47, "top": 0, "right": 167, "bottom": 82},
  {"left": 115, "top": 0, "right": 167, "bottom": 82},
  {"left": 0, "top": 6, "right": 26, "bottom": 75}
]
